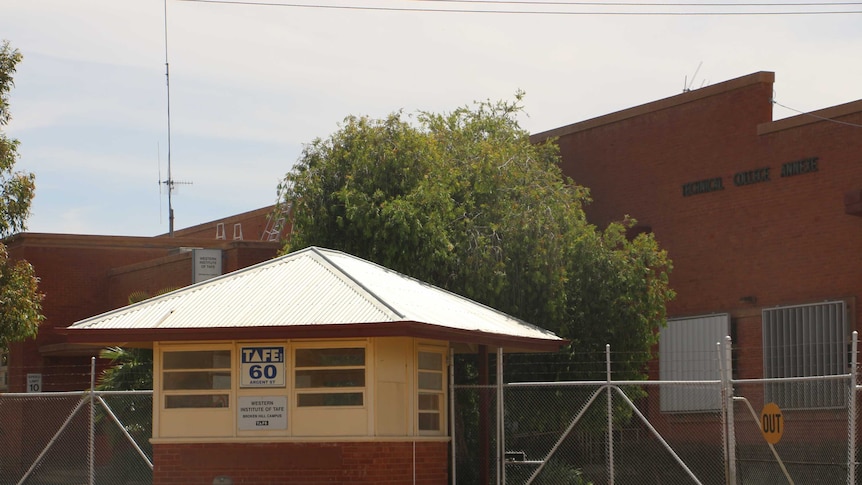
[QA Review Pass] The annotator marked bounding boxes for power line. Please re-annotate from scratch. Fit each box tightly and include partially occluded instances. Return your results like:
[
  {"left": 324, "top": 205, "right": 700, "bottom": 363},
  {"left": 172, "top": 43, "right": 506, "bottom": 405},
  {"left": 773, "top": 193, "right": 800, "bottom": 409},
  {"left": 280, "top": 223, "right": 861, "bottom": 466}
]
[
  {"left": 176, "top": 0, "right": 862, "bottom": 15},
  {"left": 414, "top": 0, "right": 862, "bottom": 6},
  {"left": 773, "top": 99, "right": 862, "bottom": 128}
]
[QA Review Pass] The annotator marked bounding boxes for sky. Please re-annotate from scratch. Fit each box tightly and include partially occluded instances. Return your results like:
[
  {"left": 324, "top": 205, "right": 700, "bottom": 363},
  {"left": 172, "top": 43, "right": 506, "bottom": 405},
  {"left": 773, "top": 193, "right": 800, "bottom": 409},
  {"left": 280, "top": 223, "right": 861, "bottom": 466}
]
[{"left": 2, "top": 0, "right": 861, "bottom": 237}]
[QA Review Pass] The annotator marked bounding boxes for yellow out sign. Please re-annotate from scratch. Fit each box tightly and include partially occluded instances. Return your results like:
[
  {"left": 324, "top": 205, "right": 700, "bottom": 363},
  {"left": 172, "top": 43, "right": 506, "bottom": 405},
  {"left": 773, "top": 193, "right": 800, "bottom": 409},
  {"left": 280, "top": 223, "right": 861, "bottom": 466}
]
[{"left": 761, "top": 402, "right": 783, "bottom": 444}]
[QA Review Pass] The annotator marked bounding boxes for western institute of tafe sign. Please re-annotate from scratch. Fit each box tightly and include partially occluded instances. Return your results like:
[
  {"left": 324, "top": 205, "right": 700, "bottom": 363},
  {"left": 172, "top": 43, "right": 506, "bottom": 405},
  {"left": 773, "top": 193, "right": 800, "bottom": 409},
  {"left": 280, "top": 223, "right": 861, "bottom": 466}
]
[{"left": 682, "top": 156, "right": 819, "bottom": 197}]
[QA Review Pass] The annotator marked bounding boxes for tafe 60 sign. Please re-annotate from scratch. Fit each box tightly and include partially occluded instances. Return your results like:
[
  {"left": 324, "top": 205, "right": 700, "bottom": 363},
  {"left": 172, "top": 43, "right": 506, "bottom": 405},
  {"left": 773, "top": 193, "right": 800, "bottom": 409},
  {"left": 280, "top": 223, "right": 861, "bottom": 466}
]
[{"left": 240, "top": 346, "right": 286, "bottom": 388}]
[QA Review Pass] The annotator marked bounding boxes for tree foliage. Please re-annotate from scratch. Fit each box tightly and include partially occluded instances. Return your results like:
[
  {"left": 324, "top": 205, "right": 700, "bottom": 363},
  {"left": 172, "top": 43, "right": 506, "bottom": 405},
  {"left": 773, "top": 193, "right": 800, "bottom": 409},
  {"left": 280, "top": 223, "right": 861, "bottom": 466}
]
[
  {"left": 281, "top": 93, "right": 674, "bottom": 380},
  {"left": 96, "top": 289, "right": 177, "bottom": 391},
  {"left": 0, "top": 40, "right": 42, "bottom": 349}
]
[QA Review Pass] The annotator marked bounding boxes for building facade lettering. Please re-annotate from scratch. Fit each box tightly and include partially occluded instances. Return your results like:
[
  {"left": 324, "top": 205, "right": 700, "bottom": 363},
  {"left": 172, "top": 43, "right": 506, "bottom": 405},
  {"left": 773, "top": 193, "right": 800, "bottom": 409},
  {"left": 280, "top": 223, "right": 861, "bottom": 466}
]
[
  {"left": 682, "top": 177, "right": 724, "bottom": 197},
  {"left": 682, "top": 157, "right": 818, "bottom": 196},
  {"left": 781, "top": 157, "right": 819, "bottom": 177}
]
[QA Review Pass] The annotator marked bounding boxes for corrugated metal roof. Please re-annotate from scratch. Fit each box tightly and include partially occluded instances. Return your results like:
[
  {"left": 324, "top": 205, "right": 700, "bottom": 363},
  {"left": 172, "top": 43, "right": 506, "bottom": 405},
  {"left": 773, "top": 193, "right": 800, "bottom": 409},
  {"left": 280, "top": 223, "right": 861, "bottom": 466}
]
[{"left": 68, "top": 247, "right": 561, "bottom": 344}]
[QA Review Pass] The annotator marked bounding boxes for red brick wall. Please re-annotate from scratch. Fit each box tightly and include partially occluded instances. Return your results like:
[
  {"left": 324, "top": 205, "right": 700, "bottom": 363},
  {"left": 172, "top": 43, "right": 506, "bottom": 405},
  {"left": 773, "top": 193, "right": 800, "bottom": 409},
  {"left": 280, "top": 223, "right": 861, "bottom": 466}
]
[
  {"left": 152, "top": 441, "right": 448, "bottom": 485},
  {"left": 3, "top": 233, "right": 279, "bottom": 392},
  {"left": 534, "top": 71, "right": 862, "bottom": 443},
  {"left": 539, "top": 72, "right": 862, "bottom": 370}
]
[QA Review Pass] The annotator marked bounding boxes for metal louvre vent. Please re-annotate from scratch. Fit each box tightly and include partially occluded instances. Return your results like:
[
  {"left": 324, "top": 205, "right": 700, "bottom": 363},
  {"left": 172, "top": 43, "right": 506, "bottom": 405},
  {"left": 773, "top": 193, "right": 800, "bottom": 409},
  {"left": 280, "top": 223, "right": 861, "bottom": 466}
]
[
  {"left": 659, "top": 313, "right": 729, "bottom": 412},
  {"left": 763, "top": 301, "right": 848, "bottom": 409}
]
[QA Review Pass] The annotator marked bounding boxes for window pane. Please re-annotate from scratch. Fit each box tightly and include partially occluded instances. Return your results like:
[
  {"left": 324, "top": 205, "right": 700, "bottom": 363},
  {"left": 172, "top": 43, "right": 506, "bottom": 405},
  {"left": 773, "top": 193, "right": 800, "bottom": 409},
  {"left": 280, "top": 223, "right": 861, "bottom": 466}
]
[
  {"left": 165, "top": 394, "right": 229, "bottom": 408},
  {"left": 418, "top": 393, "right": 440, "bottom": 411},
  {"left": 418, "top": 352, "right": 442, "bottom": 371},
  {"left": 164, "top": 371, "right": 232, "bottom": 390},
  {"left": 295, "top": 348, "right": 365, "bottom": 367},
  {"left": 297, "top": 392, "right": 363, "bottom": 407},
  {"left": 418, "top": 371, "right": 442, "bottom": 391},
  {"left": 418, "top": 413, "right": 440, "bottom": 431},
  {"left": 164, "top": 350, "right": 231, "bottom": 369},
  {"left": 295, "top": 369, "right": 364, "bottom": 388}
]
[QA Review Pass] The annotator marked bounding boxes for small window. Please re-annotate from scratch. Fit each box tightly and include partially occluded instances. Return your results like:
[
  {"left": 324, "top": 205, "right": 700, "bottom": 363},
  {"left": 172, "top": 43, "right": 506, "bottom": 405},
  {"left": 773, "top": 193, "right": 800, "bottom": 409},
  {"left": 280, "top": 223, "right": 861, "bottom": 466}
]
[
  {"left": 295, "top": 347, "right": 365, "bottom": 407},
  {"left": 162, "top": 349, "right": 231, "bottom": 409},
  {"left": 763, "top": 301, "right": 848, "bottom": 409},
  {"left": 418, "top": 350, "right": 445, "bottom": 432}
]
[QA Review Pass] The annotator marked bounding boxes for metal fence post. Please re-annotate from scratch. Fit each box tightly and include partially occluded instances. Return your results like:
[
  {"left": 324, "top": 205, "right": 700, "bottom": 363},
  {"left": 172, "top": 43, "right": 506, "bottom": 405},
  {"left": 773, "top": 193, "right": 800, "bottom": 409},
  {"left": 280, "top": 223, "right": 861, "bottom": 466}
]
[
  {"left": 89, "top": 356, "right": 96, "bottom": 485},
  {"left": 497, "top": 347, "right": 504, "bottom": 485},
  {"left": 724, "top": 336, "right": 737, "bottom": 485},
  {"left": 848, "top": 331, "right": 858, "bottom": 485},
  {"left": 606, "top": 344, "right": 614, "bottom": 485}
]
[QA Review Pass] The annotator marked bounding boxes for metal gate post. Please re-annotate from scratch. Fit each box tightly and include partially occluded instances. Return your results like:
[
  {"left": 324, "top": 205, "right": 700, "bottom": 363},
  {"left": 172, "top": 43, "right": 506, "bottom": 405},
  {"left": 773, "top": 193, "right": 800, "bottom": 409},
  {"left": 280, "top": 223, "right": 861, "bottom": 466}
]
[
  {"left": 724, "top": 336, "right": 737, "bottom": 485},
  {"left": 89, "top": 356, "right": 96, "bottom": 485},
  {"left": 606, "top": 344, "right": 614, "bottom": 485},
  {"left": 847, "top": 331, "right": 858, "bottom": 485},
  {"left": 497, "top": 347, "right": 504, "bottom": 485}
]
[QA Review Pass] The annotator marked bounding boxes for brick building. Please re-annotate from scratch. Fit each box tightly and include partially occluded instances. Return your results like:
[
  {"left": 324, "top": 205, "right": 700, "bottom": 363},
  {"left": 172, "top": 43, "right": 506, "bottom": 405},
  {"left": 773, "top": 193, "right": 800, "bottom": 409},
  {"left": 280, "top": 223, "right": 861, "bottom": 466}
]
[
  {"left": 1, "top": 206, "right": 284, "bottom": 392},
  {"left": 532, "top": 71, "right": 862, "bottom": 442}
]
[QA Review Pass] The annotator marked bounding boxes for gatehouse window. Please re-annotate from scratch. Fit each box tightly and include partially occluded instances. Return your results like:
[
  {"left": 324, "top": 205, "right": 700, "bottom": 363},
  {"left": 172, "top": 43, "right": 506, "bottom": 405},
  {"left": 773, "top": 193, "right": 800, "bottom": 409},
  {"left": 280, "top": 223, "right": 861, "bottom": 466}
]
[
  {"left": 162, "top": 349, "right": 232, "bottom": 408},
  {"left": 294, "top": 346, "right": 366, "bottom": 407},
  {"left": 763, "top": 301, "right": 848, "bottom": 409},
  {"left": 417, "top": 348, "right": 445, "bottom": 433}
]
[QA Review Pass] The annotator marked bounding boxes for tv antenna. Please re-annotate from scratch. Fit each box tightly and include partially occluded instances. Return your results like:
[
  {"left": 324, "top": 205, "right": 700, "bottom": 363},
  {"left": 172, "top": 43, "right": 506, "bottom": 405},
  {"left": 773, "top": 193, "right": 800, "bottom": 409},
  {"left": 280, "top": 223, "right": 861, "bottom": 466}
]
[
  {"left": 683, "top": 61, "right": 705, "bottom": 93},
  {"left": 160, "top": 0, "right": 192, "bottom": 237}
]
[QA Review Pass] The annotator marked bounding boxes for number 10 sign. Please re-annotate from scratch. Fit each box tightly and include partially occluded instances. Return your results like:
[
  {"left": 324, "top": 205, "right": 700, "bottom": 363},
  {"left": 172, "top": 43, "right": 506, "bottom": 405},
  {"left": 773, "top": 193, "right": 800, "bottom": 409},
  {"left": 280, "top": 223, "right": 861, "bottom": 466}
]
[{"left": 240, "top": 346, "right": 286, "bottom": 388}]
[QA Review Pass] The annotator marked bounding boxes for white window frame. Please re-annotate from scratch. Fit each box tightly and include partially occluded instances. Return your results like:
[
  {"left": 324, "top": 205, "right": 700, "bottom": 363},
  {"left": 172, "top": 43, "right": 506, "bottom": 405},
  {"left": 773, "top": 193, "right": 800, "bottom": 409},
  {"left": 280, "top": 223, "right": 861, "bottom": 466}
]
[
  {"left": 416, "top": 346, "right": 447, "bottom": 435},
  {"left": 763, "top": 300, "right": 849, "bottom": 409},
  {"left": 160, "top": 346, "right": 233, "bottom": 409},
  {"left": 659, "top": 313, "right": 729, "bottom": 412},
  {"left": 293, "top": 342, "right": 367, "bottom": 408}
]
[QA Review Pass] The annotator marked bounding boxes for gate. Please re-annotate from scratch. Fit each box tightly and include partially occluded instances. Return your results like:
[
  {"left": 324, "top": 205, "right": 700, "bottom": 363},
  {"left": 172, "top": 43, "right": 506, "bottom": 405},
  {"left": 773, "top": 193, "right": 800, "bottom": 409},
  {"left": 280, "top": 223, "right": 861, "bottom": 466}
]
[
  {"left": 453, "top": 336, "right": 860, "bottom": 484},
  {"left": 0, "top": 365, "right": 153, "bottom": 485}
]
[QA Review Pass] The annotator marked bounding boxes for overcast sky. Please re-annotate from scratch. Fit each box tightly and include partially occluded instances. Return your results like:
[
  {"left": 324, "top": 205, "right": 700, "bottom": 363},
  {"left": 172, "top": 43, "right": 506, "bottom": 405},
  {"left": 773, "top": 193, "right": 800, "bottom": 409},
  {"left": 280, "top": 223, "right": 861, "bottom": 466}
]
[{"left": 2, "top": 0, "right": 860, "bottom": 237}]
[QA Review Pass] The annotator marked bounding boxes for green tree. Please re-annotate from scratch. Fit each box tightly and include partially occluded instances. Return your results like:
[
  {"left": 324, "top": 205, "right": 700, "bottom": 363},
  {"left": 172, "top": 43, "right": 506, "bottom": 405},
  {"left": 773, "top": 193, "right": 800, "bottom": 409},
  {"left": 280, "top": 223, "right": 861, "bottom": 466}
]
[
  {"left": 0, "top": 40, "right": 42, "bottom": 350},
  {"left": 96, "top": 289, "right": 177, "bottom": 391},
  {"left": 282, "top": 96, "right": 675, "bottom": 479},
  {"left": 281, "top": 93, "right": 675, "bottom": 381}
]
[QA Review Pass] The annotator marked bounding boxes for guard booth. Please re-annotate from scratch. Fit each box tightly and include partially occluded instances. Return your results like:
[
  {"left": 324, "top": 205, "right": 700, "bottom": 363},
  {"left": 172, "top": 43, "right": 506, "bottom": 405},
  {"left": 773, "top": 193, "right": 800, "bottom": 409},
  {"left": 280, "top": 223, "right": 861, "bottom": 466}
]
[{"left": 65, "top": 247, "right": 564, "bottom": 484}]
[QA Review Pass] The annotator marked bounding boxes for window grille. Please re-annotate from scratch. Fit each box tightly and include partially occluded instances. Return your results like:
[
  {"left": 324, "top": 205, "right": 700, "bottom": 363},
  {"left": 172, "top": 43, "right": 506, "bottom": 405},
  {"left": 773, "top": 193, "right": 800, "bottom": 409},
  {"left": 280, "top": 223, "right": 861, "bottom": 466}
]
[
  {"left": 659, "top": 314, "right": 729, "bottom": 412},
  {"left": 763, "top": 301, "right": 848, "bottom": 409}
]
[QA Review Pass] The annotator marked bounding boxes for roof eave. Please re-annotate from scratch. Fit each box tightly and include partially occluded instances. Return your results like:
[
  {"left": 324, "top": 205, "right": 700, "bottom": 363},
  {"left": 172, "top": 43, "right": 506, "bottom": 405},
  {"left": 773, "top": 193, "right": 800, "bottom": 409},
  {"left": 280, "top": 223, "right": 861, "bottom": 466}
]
[{"left": 60, "top": 321, "right": 567, "bottom": 353}]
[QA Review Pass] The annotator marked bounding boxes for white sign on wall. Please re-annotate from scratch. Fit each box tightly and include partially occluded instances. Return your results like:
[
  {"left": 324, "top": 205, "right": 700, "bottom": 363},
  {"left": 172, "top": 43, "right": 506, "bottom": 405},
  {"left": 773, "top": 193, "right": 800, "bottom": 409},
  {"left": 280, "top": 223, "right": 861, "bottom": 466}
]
[
  {"left": 192, "top": 249, "right": 223, "bottom": 283},
  {"left": 26, "top": 373, "right": 42, "bottom": 393},
  {"left": 240, "top": 346, "right": 286, "bottom": 388},
  {"left": 238, "top": 396, "right": 287, "bottom": 431}
]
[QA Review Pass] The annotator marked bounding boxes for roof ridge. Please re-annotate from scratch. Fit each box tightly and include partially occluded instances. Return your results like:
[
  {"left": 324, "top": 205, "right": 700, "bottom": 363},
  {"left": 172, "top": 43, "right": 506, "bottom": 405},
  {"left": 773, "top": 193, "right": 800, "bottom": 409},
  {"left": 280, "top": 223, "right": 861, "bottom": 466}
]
[{"left": 307, "top": 247, "right": 405, "bottom": 320}]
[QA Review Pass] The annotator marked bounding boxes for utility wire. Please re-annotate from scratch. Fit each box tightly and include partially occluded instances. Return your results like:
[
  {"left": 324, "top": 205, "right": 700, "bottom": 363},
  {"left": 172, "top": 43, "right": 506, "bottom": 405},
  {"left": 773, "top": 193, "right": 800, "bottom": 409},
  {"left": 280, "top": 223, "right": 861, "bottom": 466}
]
[
  {"left": 773, "top": 99, "right": 862, "bottom": 128},
  {"left": 177, "top": 0, "right": 862, "bottom": 15},
  {"left": 413, "top": 0, "right": 862, "bottom": 6}
]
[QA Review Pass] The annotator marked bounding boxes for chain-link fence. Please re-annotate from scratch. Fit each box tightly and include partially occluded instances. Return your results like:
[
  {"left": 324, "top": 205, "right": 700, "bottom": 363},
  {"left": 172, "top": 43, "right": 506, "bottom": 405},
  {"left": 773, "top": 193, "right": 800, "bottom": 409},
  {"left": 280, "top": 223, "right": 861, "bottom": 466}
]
[
  {"left": 454, "top": 339, "right": 861, "bottom": 485},
  {"left": 3, "top": 339, "right": 861, "bottom": 485},
  {"left": 0, "top": 390, "right": 153, "bottom": 485}
]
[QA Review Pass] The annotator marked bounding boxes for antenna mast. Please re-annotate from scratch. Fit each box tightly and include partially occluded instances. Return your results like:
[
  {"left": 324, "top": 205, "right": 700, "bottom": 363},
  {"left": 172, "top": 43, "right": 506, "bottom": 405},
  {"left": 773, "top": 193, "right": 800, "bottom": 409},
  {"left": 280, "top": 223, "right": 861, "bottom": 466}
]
[
  {"left": 161, "top": 0, "right": 193, "bottom": 236},
  {"left": 162, "top": 0, "right": 176, "bottom": 236}
]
